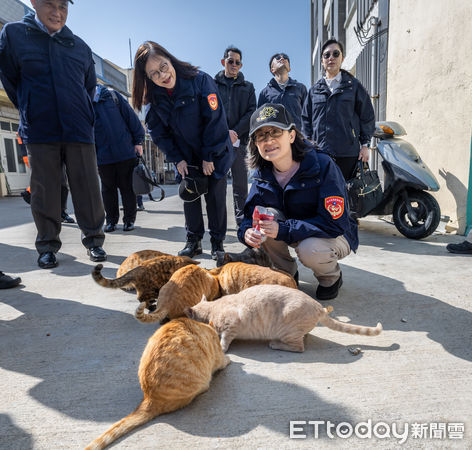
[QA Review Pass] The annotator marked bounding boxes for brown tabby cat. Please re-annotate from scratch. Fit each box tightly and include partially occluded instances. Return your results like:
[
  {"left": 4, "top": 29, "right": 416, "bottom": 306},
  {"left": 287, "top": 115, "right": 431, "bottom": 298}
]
[
  {"left": 215, "top": 246, "right": 273, "bottom": 268},
  {"left": 209, "top": 262, "right": 297, "bottom": 295},
  {"left": 116, "top": 250, "right": 169, "bottom": 278},
  {"left": 92, "top": 255, "right": 199, "bottom": 309},
  {"left": 85, "top": 318, "right": 230, "bottom": 450},
  {"left": 135, "top": 264, "right": 220, "bottom": 324},
  {"left": 186, "top": 284, "right": 382, "bottom": 352},
  {"left": 135, "top": 262, "right": 297, "bottom": 323}
]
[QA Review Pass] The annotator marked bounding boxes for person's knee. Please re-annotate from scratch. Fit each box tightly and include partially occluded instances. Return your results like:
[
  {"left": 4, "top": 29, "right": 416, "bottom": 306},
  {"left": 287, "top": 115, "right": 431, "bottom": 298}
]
[{"left": 296, "top": 243, "right": 335, "bottom": 269}]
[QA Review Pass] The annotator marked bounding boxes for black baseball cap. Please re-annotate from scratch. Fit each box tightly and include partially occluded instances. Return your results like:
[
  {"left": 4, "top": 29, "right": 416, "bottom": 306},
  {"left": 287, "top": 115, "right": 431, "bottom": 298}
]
[
  {"left": 249, "top": 103, "right": 295, "bottom": 137},
  {"left": 178, "top": 169, "right": 208, "bottom": 202}
]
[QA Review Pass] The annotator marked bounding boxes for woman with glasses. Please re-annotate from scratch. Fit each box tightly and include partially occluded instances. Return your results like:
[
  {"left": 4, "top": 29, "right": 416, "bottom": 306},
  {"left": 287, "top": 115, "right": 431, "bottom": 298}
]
[
  {"left": 302, "top": 38, "right": 375, "bottom": 180},
  {"left": 238, "top": 103, "right": 358, "bottom": 301},
  {"left": 132, "top": 41, "right": 233, "bottom": 259}
]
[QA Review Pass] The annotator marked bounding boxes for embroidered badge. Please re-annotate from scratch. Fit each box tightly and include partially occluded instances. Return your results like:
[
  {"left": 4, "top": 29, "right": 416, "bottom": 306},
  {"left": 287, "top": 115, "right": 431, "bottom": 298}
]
[
  {"left": 207, "top": 94, "right": 218, "bottom": 110},
  {"left": 256, "top": 106, "right": 279, "bottom": 122},
  {"left": 325, "top": 196, "right": 344, "bottom": 219}
]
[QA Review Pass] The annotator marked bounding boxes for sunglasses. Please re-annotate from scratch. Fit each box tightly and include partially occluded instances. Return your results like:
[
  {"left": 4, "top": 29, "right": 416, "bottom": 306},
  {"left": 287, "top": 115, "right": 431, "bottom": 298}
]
[
  {"left": 226, "top": 59, "right": 242, "bottom": 66},
  {"left": 323, "top": 50, "right": 341, "bottom": 59},
  {"left": 274, "top": 54, "right": 289, "bottom": 61},
  {"left": 254, "top": 128, "right": 285, "bottom": 143}
]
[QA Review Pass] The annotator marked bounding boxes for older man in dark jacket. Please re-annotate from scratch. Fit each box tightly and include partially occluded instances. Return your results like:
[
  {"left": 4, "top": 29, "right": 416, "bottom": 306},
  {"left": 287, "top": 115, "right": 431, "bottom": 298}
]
[
  {"left": 0, "top": 0, "right": 106, "bottom": 268},
  {"left": 93, "top": 85, "right": 144, "bottom": 233},
  {"left": 215, "top": 46, "right": 256, "bottom": 225}
]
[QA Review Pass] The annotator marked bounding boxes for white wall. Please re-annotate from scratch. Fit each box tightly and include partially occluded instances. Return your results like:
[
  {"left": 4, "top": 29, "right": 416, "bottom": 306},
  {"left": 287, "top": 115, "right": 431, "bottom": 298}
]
[{"left": 387, "top": 0, "right": 472, "bottom": 233}]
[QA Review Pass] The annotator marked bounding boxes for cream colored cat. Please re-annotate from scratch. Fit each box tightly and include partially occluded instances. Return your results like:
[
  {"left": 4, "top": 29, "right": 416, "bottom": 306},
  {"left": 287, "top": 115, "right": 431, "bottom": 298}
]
[
  {"left": 85, "top": 318, "right": 230, "bottom": 450},
  {"left": 186, "top": 284, "right": 382, "bottom": 352}
]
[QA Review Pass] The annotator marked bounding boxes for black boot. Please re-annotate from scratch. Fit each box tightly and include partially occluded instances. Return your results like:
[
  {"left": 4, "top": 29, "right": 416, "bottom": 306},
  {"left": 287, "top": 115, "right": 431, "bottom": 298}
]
[
  {"left": 178, "top": 239, "right": 202, "bottom": 258},
  {"left": 210, "top": 238, "right": 224, "bottom": 260}
]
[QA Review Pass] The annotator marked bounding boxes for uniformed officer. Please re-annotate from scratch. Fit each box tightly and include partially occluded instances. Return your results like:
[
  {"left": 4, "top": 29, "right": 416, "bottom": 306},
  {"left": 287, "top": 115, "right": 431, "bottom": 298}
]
[{"left": 132, "top": 41, "right": 234, "bottom": 259}]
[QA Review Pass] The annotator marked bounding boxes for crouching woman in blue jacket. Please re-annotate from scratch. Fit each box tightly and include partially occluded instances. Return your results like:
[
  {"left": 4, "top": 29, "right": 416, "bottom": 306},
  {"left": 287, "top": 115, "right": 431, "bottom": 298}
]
[
  {"left": 238, "top": 104, "right": 358, "bottom": 300},
  {"left": 132, "top": 42, "right": 233, "bottom": 259}
]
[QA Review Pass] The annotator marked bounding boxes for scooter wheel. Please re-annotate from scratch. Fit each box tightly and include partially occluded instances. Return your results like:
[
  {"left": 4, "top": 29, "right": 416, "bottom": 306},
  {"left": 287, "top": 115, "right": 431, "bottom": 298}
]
[{"left": 393, "top": 191, "right": 441, "bottom": 239}]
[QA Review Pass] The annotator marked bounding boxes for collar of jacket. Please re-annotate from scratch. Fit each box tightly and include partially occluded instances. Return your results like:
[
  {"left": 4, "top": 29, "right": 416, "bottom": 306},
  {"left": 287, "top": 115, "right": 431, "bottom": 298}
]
[
  {"left": 316, "top": 69, "right": 354, "bottom": 94},
  {"left": 254, "top": 144, "right": 321, "bottom": 185},
  {"left": 152, "top": 73, "right": 197, "bottom": 108},
  {"left": 215, "top": 70, "right": 245, "bottom": 85},
  {"left": 268, "top": 76, "right": 298, "bottom": 89},
  {"left": 23, "top": 13, "right": 75, "bottom": 48}
]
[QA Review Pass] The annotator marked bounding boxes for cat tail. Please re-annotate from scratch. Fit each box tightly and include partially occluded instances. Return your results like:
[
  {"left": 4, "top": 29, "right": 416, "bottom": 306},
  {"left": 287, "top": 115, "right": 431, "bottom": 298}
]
[
  {"left": 135, "top": 302, "right": 167, "bottom": 323},
  {"left": 92, "top": 264, "right": 140, "bottom": 290},
  {"left": 319, "top": 315, "right": 382, "bottom": 336},
  {"left": 85, "top": 398, "right": 160, "bottom": 450}
]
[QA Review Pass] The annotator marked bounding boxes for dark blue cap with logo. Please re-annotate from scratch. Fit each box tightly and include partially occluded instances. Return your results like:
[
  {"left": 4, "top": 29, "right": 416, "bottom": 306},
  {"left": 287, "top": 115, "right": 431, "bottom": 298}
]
[{"left": 249, "top": 103, "right": 295, "bottom": 137}]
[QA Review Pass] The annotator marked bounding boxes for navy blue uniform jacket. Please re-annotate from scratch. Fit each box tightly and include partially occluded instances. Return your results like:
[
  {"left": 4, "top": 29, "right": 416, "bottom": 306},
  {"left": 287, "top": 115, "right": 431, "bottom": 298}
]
[
  {"left": 302, "top": 70, "right": 375, "bottom": 157},
  {"left": 237, "top": 144, "right": 359, "bottom": 251},
  {"left": 93, "top": 86, "right": 145, "bottom": 166},
  {"left": 145, "top": 70, "right": 233, "bottom": 180},
  {"left": 0, "top": 13, "right": 96, "bottom": 144},
  {"left": 258, "top": 77, "right": 307, "bottom": 131}
]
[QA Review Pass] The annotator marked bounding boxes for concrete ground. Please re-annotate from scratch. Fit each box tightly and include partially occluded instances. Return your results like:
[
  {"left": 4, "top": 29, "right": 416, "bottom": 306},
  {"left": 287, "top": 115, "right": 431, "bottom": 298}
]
[{"left": 0, "top": 185, "right": 471, "bottom": 449}]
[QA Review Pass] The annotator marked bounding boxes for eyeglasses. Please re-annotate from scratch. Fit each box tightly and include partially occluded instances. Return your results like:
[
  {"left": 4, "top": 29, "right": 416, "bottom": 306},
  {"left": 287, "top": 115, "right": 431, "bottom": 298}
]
[
  {"left": 253, "top": 128, "right": 284, "bottom": 143},
  {"left": 226, "top": 59, "right": 242, "bottom": 66},
  {"left": 322, "top": 50, "right": 341, "bottom": 59},
  {"left": 274, "top": 54, "right": 289, "bottom": 61},
  {"left": 147, "top": 62, "right": 169, "bottom": 81}
]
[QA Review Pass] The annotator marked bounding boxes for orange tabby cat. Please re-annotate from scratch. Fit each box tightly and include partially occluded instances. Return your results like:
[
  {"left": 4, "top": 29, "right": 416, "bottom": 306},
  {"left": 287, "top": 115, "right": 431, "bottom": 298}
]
[
  {"left": 186, "top": 284, "right": 382, "bottom": 352},
  {"left": 92, "top": 255, "right": 199, "bottom": 309},
  {"left": 116, "top": 250, "right": 169, "bottom": 278},
  {"left": 209, "top": 262, "right": 297, "bottom": 295},
  {"left": 135, "top": 262, "right": 297, "bottom": 323},
  {"left": 85, "top": 318, "right": 230, "bottom": 450},
  {"left": 135, "top": 264, "right": 220, "bottom": 324}
]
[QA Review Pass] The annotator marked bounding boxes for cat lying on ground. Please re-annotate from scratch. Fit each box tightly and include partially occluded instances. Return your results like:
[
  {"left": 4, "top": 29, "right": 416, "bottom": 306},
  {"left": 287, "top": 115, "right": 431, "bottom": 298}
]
[
  {"left": 185, "top": 284, "right": 382, "bottom": 353},
  {"left": 215, "top": 246, "right": 273, "bottom": 268},
  {"left": 135, "top": 262, "right": 297, "bottom": 323},
  {"left": 92, "top": 255, "right": 199, "bottom": 310},
  {"left": 85, "top": 318, "right": 230, "bottom": 450}
]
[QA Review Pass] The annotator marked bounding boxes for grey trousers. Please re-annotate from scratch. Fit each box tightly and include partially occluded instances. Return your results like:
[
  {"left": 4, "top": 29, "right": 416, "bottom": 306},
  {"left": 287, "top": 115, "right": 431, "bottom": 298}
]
[
  {"left": 27, "top": 142, "right": 105, "bottom": 254},
  {"left": 262, "top": 235, "right": 351, "bottom": 287}
]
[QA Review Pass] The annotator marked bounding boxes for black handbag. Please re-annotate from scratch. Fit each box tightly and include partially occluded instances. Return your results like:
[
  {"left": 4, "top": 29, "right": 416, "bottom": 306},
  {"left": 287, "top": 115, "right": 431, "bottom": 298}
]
[
  {"left": 346, "top": 161, "right": 383, "bottom": 218},
  {"left": 132, "top": 156, "right": 165, "bottom": 202}
]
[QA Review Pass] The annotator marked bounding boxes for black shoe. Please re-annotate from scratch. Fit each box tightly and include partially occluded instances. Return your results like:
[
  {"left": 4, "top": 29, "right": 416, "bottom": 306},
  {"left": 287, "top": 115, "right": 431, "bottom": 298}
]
[
  {"left": 0, "top": 272, "right": 21, "bottom": 289},
  {"left": 316, "top": 273, "right": 343, "bottom": 301},
  {"left": 21, "top": 190, "right": 31, "bottom": 205},
  {"left": 104, "top": 223, "right": 116, "bottom": 233},
  {"left": 446, "top": 240, "right": 472, "bottom": 254},
  {"left": 87, "top": 246, "right": 107, "bottom": 262},
  {"left": 137, "top": 205, "right": 145, "bottom": 211},
  {"left": 123, "top": 222, "right": 135, "bottom": 232},
  {"left": 61, "top": 211, "right": 75, "bottom": 223},
  {"left": 38, "top": 252, "right": 58, "bottom": 269},
  {"left": 178, "top": 240, "right": 202, "bottom": 258},
  {"left": 210, "top": 238, "right": 224, "bottom": 260}
]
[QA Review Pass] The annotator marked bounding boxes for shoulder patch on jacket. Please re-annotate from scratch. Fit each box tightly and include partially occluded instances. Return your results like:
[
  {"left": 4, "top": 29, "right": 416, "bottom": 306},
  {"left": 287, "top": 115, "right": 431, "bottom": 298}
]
[
  {"left": 325, "top": 196, "right": 344, "bottom": 219},
  {"left": 207, "top": 93, "right": 218, "bottom": 110}
]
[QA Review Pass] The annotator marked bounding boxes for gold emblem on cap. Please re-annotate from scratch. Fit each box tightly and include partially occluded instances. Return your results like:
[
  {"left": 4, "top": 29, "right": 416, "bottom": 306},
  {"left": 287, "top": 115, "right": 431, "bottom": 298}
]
[{"left": 256, "top": 106, "right": 279, "bottom": 122}]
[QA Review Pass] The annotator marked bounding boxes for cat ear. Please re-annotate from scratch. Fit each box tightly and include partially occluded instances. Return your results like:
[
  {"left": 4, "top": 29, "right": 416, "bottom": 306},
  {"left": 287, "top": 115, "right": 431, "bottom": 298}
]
[{"left": 201, "top": 294, "right": 208, "bottom": 302}]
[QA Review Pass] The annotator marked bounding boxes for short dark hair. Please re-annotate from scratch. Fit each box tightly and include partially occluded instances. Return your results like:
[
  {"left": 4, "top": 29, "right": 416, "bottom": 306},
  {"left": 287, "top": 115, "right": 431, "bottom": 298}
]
[
  {"left": 246, "top": 126, "right": 308, "bottom": 170},
  {"left": 224, "top": 46, "right": 242, "bottom": 60},
  {"left": 321, "top": 38, "right": 344, "bottom": 56},
  {"left": 132, "top": 41, "right": 199, "bottom": 111},
  {"left": 268, "top": 53, "right": 290, "bottom": 70}
]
